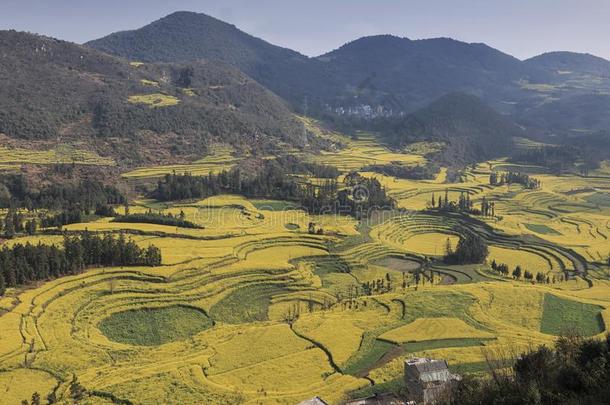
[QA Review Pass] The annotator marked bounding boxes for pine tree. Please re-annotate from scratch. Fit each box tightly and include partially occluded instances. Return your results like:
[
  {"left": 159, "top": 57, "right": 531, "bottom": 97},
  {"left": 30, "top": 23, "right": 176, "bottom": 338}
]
[
  {"left": 0, "top": 272, "right": 5, "bottom": 296},
  {"left": 445, "top": 238, "right": 453, "bottom": 256},
  {"left": 4, "top": 211, "right": 15, "bottom": 238},
  {"left": 513, "top": 266, "right": 522, "bottom": 280},
  {"left": 26, "top": 220, "right": 36, "bottom": 235}
]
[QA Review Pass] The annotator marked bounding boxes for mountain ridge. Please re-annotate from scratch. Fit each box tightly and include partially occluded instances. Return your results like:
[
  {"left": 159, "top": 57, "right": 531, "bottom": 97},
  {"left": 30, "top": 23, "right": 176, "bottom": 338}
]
[{"left": 86, "top": 11, "right": 553, "bottom": 113}]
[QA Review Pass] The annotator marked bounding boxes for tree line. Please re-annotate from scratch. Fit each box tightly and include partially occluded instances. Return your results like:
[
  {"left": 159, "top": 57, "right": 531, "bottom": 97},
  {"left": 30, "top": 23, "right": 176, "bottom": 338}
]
[
  {"left": 490, "top": 171, "right": 540, "bottom": 189},
  {"left": 428, "top": 190, "right": 496, "bottom": 218},
  {"left": 491, "top": 260, "right": 558, "bottom": 284},
  {"left": 112, "top": 210, "right": 203, "bottom": 229},
  {"left": 0, "top": 174, "right": 125, "bottom": 211},
  {"left": 0, "top": 232, "right": 162, "bottom": 297},
  {"left": 361, "top": 163, "right": 439, "bottom": 180},
  {"left": 510, "top": 146, "right": 579, "bottom": 175}
]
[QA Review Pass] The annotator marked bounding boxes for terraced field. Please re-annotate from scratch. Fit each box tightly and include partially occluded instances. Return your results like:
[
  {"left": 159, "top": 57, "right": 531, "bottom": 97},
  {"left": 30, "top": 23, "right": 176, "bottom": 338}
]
[
  {"left": 0, "top": 144, "right": 115, "bottom": 170},
  {"left": 122, "top": 144, "right": 238, "bottom": 179},
  {"left": 1, "top": 134, "right": 610, "bottom": 404}
]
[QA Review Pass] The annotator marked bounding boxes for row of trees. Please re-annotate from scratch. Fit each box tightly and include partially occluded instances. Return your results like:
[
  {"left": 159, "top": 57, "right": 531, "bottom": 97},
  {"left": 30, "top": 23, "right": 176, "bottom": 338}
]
[
  {"left": 112, "top": 210, "right": 202, "bottom": 229},
  {"left": 491, "top": 260, "right": 558, "bottom": 284},
  {"left": 429, "top": 190, "right": 496, "bottom": 217},
  {"left": 0, "top": 232, "right": 162, "bottom": 296},
  {"left": 362, "top": 163, "right": 438, "bottom": 180},
  {"left": 490, "top": 171, "right": 541, "bottom": 189},
  {"left": 361, "top": 273, "right": 393, "bottom": 295}
]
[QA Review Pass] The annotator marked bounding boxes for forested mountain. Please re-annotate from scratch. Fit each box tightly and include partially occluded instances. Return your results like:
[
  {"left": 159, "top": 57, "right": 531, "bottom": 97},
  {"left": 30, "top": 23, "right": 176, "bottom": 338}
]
[
  {"left": 0, "top": 30, "right": 313, "bottom": 166},
  {"left": 87, "top": 11, "right": 551, "bottom": 114},
  {"left": 5, "top": 11, "right": 610, "bottom": 171},
  {"left": 315, "top": 35, "right": 550, "bottom": 112},
  {"left": 86, "top": 11, "right": 325, "bottom": 106},
  {"left": 370, "top": 92, "right": 522, "bottom": 164}
]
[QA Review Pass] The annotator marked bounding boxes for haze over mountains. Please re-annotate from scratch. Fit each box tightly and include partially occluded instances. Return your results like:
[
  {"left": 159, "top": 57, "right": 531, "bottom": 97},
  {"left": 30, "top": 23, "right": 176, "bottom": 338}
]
[{"left": 2, "top": 10, "right": 610, "bottom": 167}]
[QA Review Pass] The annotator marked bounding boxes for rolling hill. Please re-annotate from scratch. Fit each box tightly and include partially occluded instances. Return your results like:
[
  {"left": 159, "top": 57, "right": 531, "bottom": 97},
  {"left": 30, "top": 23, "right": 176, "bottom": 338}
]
[
  {"left": 526, "top": 51, "right": 610, "bottom": 76},
  {"left": 373, "top": 92, "right": 522, "bottom": 163},
  {"left": 0, "top": 30, "right": 313, "bottom": 167}
]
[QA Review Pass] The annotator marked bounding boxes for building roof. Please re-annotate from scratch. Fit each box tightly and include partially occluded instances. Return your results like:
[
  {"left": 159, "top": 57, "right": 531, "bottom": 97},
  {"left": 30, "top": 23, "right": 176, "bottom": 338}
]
[
  {"left": 345, "top": 392, "right": 408, "bottom": 404},
  {"left": 406, "top": 358, "right": 449, "bottom": 373},
  {"left": 297, "top": 397, "right": 330, "bottom": 405},
  {"left": 405, "top": 358, "right": 453, "bottom": 383}
]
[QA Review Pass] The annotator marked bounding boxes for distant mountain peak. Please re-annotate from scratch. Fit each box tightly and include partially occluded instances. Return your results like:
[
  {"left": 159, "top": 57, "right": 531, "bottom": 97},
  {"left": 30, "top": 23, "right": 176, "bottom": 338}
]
[{"left": 525, "top": 51, "right": 610, "bottom": 75}]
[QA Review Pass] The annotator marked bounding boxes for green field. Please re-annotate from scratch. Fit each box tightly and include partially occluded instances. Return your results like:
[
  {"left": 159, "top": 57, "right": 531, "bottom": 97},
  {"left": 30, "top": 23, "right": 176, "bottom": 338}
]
[
  {"left": 540, "top": 294, "right": 604, "bottom": 336},
  {"left": 585, "top": 192, "right": 610, "bottom": 207},
  {"left": 99, "top": 306, "right": 213, "bottom": 345},
  {"left": 524, "top": 223, "right": 562, "bottom": 235}
]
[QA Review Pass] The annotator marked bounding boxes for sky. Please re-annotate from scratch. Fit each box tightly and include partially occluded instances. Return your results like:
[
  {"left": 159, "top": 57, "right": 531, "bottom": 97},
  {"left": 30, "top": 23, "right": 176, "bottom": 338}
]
[{"left": 1, "top": 0, "right": 610, "bottom": 60}]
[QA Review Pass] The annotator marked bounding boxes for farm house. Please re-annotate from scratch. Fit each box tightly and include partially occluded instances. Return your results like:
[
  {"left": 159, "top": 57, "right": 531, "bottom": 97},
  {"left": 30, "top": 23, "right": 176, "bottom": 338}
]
[{"left": 404, "top": 358, "right": 461, "bottom": 404}]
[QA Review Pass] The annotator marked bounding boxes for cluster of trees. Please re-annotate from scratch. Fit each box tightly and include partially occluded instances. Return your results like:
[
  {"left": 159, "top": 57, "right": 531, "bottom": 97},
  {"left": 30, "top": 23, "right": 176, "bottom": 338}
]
[
  {"left": 361, "top": 273, "right": 392, "bottom": 295},
  {"left": 153, "top": 163, "right": 394, "bottom": 217},
  {"left": 0, "top": 232, "right": 162, "bottom": 296},
  {"left": 361, "top": 163, "right": 438, "bottom": 180},
  {"left": 429, "top": 190, "right": 475, "bottom": 213},
  {"left": 0, "top": 209, "right": 36, "bottom": 238},
  {"left": 479, "top": 197, "right": 496, "bottom": 217},
  {"left": 112, "top": 211, "right": 202, "bottom": 229},
  {"left": 444, "top": 232, "right": 489, "bottom": 265},
  {"left": 429, "top": 190, "right": 496, "bottom": 217},
  {"left": 307, "top": 222, "right": 324, "bottom": 235},
  {"left": 274, "top": 155, "right": 340, "bottom": 179},
  {"left": 0, "top": 175, "right": 125, "bottom": 211},
  {"left": 40, "top": 209, "right": 85, "bottom": 229},
  {"left": 1, "top": 206, "right": 120, "bottom": 239},
  {"left": 490, "top": 171, "right": 541, "bottom": 189},
  {"left": 491, "top": 260, "right": 557, "bottom": 284},
  {"left": 510, "top": 146, "right": 579, "bottom": 174},
  {"left": 451, "top": 334, "right": 610, "bottom": 404}
]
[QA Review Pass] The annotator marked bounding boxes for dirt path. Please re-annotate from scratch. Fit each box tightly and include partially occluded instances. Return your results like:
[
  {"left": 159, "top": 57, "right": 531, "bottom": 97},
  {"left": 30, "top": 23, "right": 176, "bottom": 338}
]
[{"left": 355, "top": 344, "right": 404, "bottom": 379}]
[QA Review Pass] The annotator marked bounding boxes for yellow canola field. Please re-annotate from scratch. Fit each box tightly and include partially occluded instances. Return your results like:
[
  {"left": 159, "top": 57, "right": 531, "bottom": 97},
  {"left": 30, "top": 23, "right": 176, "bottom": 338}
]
[
  {"left": 379, "top": 317, "right": 494, "bottom": 344},
  {"left": 3, "top": 133, "right": 610, "bottom": 404}
]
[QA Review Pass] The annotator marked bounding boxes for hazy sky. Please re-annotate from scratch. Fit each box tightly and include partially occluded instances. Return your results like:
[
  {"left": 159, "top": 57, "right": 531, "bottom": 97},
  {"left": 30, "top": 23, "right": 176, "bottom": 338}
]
[{"left": 2, "top": 0, "right": 609, "bottom": 60}]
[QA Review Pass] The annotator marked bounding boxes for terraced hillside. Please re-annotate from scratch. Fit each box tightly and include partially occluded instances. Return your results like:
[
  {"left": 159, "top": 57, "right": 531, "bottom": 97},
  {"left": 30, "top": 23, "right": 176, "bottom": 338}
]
[{"left": 1, "top": 134, "right": 610, "bottom": 404}]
